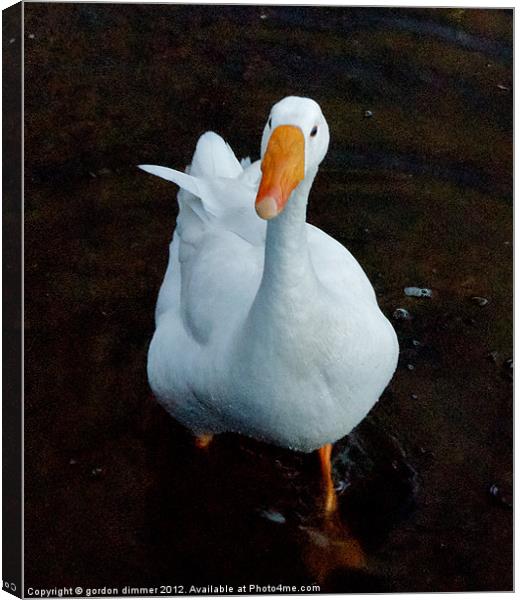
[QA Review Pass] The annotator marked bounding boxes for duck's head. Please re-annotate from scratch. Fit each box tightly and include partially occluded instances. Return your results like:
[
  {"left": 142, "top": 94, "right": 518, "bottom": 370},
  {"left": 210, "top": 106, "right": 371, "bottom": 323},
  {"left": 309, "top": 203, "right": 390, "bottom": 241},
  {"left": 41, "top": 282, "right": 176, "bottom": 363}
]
[{"left": 256, "top": 96, "right": 329, "bottom": 220}]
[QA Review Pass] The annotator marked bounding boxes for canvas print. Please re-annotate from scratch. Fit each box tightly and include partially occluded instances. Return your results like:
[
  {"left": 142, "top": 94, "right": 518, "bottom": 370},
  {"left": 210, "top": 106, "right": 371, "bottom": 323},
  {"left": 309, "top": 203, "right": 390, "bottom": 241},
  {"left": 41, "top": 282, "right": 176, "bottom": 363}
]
[{"left": 3, "top": 2, "right": 513, "bottom": 596}]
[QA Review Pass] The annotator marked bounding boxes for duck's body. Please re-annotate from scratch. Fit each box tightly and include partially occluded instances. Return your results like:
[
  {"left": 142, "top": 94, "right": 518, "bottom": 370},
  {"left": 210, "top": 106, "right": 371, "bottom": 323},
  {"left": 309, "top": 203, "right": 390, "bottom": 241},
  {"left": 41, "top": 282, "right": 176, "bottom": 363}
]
[{"left": 143, "top": 97, "right": 398, "bottom": 454}]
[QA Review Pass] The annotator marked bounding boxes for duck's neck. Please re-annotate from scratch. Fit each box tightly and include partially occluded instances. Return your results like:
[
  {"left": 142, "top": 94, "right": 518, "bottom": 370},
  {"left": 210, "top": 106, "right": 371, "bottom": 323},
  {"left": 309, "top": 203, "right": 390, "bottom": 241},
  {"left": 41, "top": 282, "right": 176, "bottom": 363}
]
[{"left": 253, "top": 169, "right": 319, "bottom": 318}]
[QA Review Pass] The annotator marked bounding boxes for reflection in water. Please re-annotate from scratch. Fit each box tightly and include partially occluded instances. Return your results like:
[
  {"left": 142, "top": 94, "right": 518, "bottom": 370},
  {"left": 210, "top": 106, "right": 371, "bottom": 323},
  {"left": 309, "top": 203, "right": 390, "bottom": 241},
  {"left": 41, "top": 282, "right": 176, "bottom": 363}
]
[
  {"left": 302, "top": 414, "right": 416, "bottom": 585},
  {"left": 143, "top": 411, "right": 417, "bottom": 590},
  {"left": 300, "top": 517, "right": 366, "bottom": 583}
]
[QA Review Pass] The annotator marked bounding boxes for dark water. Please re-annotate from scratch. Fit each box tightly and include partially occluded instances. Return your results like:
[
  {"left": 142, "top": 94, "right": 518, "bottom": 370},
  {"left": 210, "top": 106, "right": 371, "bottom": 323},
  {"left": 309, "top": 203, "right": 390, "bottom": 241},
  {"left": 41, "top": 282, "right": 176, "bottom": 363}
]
[{"left": 23, "top": 5, "right": 512, "bottom": 593}]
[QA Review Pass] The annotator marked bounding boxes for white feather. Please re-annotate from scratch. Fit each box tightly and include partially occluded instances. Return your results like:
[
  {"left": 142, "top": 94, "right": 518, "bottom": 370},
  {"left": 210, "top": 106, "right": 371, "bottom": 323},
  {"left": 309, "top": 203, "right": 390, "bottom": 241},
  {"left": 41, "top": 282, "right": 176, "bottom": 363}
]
[{"left": 142, "top": 98, "right": 399, "bottom": 452}]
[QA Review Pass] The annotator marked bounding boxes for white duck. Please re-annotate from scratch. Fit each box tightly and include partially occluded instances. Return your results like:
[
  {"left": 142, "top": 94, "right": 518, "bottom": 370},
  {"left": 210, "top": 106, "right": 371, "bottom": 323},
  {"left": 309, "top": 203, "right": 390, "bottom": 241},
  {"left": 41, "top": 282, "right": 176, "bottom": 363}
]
[{"left": 140, "top": 96, "right": 398, "bottom": 512}]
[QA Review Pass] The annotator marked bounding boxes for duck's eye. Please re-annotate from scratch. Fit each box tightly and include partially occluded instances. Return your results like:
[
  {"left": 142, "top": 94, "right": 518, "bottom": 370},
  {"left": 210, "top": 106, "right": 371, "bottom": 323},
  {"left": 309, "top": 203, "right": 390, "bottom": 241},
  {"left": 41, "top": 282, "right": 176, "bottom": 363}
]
[
  {"left": 268, "top": 117, "right": 272, "bottom": 128},
  {"left": 310, "top": 125, "right": 318, "bottom": 137}
]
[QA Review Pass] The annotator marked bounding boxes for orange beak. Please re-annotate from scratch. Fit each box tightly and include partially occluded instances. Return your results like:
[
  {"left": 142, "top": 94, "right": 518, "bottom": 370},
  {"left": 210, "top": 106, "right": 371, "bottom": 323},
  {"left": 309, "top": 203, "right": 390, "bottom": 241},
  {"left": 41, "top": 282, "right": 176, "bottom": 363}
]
[{"left": 255, "top": 125, "right": 305, "bottom": 220}]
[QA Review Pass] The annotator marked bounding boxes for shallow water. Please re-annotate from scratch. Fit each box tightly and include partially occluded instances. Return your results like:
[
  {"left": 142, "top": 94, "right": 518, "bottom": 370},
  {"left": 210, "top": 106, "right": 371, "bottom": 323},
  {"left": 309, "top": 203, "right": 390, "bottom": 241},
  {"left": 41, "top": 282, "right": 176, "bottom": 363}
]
[{"left": 23, "top": 5, "right": 512, "bottom": 593}]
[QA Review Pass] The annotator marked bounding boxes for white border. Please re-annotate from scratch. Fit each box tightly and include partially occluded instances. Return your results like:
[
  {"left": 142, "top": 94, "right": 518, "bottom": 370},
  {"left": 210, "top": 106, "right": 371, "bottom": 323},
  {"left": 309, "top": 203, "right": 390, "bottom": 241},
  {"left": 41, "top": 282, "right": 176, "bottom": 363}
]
[{"left": 0, "top": 2, "right": 514, "bottom": 600}]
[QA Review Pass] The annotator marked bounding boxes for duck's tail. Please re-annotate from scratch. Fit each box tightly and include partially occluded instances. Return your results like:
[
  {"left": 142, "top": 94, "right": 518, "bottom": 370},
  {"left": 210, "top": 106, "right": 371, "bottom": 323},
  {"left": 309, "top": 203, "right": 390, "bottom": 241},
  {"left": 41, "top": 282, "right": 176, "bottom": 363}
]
[
  {"left": 189, "top": 131, "right": 243, "bottom": 179},
  {"left": 140, "top": 132, "right": 264, "bottom": 247},
  {"left": 139, "top": 132, "right": 244, "bottom": 221}
]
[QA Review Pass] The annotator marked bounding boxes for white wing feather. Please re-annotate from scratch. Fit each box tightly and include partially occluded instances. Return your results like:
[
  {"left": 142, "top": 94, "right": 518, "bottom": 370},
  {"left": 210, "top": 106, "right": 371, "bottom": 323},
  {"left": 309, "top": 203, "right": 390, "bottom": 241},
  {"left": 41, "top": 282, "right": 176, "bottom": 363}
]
[{"left": 139, "top": 132, "right": 265, "bottom": 246}]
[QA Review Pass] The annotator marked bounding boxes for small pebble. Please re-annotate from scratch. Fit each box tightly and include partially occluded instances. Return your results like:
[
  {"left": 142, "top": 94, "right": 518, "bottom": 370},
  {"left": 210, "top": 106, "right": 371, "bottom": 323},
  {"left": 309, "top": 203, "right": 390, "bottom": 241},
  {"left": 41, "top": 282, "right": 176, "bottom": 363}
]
[
  {"left": 411, "top": 393, "right": 418, "bottom": 400},
  {"left": 471, "top": 296, "right": 489, "bottom": 307},
  {"left": 260, "top": 509, "right": 286, "bottom": 524},
  {"left": 486, "top": 351, "right": 499, "bottom": 363},
  {"left": 90, "top": 467, "right": 103, "bottom": 478},
  {"left": 260, "top": 12, "right": 267, "bottom": 19},
  {"left": 419, "top": 447, "right": 435, "bottom": 458},
  {"left": 488, "top": 483, "right": 512, "bottom": 508},
  {"left": 69, "top": 458, "right": 78, "bottom": 465},
  {"left": 407, "top": 364, "right": 415, "bottom": 371},
  {"left": 404, "top": 287, "right": 432, "bottom": 298},
  {"left": 363, "top": 110, "right": 373, "bottom": 118},
  {"left": 335, "top": 480, "right": 350, "bottom": 493},
  {"left": 28, "top": 33, "right": 35, "bottom": 39},
  {"left": 97, "top": 167, "right": 112, "bottom": 176},
  {"left": 412, "top": 339, "right": 422, "bottom": 348},
  {"left": 9, "top": 38, "right": 15, "bottom": 44},
  {"left": 393, "top": 308, "right": 411, "bottom": 321}
]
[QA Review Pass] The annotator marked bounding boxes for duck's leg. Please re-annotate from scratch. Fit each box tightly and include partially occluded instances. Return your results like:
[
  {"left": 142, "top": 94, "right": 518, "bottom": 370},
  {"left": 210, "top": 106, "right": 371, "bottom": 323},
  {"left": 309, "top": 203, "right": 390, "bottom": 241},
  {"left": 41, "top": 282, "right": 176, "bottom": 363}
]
[
  {"left": 318, "top": 443, "right": 337, "bottom": 515},
  {"left": 194, "top": 433, "right": 214, "bottom": 449}
]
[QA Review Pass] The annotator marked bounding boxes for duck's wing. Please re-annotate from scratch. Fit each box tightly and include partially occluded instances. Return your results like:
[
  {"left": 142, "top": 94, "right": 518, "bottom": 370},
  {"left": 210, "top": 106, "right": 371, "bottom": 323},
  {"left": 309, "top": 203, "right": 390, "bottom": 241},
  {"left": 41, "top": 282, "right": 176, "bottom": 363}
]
[
  {"left": 140, "top": 132, "right": 265, "bottom": 248},
  {"left": 141, "top": 132, "right": 265, "bottom": 326}
]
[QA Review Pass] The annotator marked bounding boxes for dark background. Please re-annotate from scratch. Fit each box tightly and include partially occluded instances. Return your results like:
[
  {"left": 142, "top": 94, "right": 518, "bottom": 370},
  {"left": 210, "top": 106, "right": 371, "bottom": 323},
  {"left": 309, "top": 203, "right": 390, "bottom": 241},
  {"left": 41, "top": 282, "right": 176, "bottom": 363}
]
[
  {"left": 3, "top": 3, "right": 23, "bottom": 594},
  {"left": 23, "top": 4, "right": 512, "bottom": 593}
]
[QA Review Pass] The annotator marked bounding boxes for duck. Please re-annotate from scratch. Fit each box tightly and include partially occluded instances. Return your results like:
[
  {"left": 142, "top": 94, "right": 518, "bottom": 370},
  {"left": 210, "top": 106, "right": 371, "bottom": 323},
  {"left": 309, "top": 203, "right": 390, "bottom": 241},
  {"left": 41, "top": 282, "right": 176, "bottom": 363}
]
[{"left": 140, "top": 96, "right": 399, "bottom": 513}]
